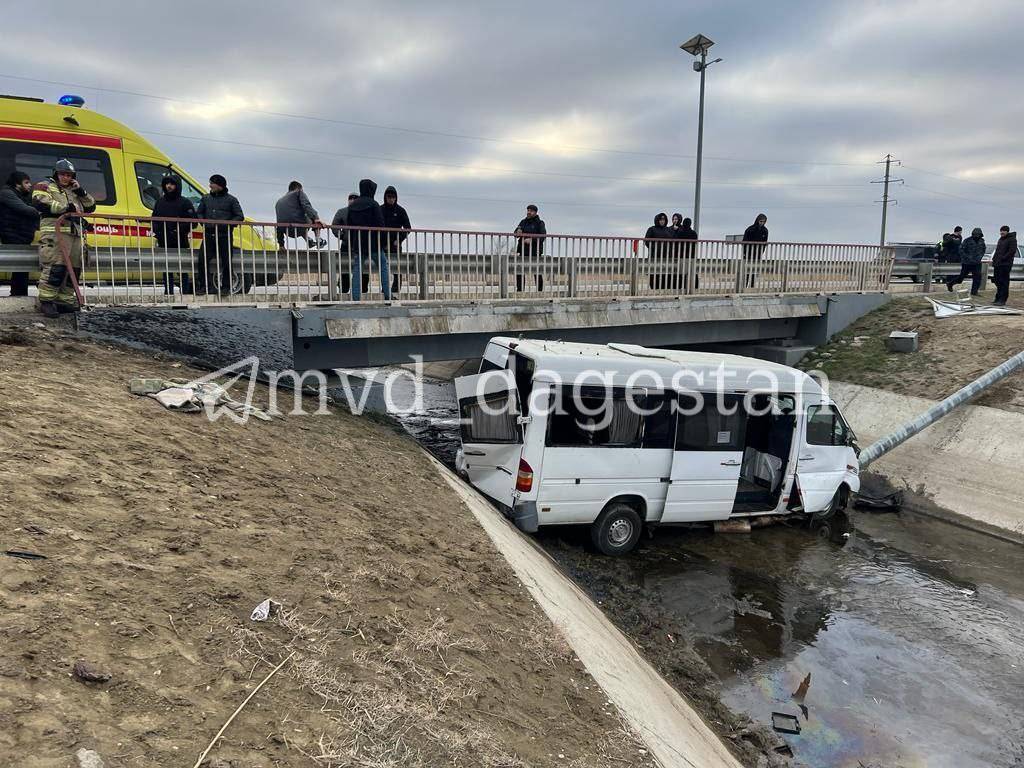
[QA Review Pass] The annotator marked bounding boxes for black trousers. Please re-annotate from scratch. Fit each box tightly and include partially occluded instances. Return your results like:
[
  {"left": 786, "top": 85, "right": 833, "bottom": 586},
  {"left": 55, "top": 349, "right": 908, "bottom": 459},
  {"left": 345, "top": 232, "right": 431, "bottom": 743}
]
[
  {"left": 993, "top": 264, "right": 1012, "bottom": 304},
  {"left": 10, "top": 272, "right": 29, "bottom": 296},
  {"left": 946, "top": 263, "right": 982, "bottom": 295},
  {"left": 201, "top": 232, "right": 233, "bottom": 294}
]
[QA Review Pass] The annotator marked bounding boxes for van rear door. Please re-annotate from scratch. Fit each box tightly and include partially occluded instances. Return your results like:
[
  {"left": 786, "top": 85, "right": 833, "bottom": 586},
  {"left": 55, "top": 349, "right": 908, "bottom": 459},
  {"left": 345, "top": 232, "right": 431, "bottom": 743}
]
[
  {"left": 454, "top": 370, "right": 522, "bottom": 507},
  {"left": 797, "top": 402, "right": 854, "bottom": 511},
  {"left": 661, "top": 393, "right": 745, "bottom": 523}
]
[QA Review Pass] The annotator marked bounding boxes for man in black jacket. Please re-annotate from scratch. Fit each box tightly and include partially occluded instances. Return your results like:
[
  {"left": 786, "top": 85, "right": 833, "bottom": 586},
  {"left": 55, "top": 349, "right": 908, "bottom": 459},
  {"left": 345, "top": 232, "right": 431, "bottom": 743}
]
[
  {"left": 742, "top": 213, "right": 769, "bottom": 288},
  {"left": 196, "top": 174, "right": 244, "bottom": 296},
  {"left": 381, "top": 186, "right": 410, "bottom": 296},
  {"left": 515, "top": 204, "right": 546, "bottom": 292},
  {"left": 940, "top": 226, "right": 963, "bottom": 263},
  {"left": 151, "top": 174, "right": 196, "bottom": 295},
  {"left": 992, "top": 225, "right": 1017, "bottom": 306},
  {"left": 332, "top": 192, "right": 358, "bottom": 295},
  {"left": 346, "top": 179, "right": 388, "bottom": 300},
  {"left": 946, "top": 227, "right": 985, "bottom": 295},
  {"left": 0, "top": 171, "right": 39, "bottom": 296}
]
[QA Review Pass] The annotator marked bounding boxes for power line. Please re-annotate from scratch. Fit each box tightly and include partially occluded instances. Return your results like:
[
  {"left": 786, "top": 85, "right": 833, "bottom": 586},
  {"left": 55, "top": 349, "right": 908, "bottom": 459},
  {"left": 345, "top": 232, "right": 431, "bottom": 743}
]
[
  {"left": 0, "top": 72, "right": 875, "bottom": 168},
  {"left": 872, "top": 154, "right": 903, "bottom": 247},
  {"left": 902, "top": 183, "right": 1020, "bottom": 211},
  {"left": 902, "top": 165, "right": 1024, "bottom": 196},
  {"left": 232, "top": 176, "right": 875, "bottom": 211},
  {"left": 143, "top": 129, "right": 868, "bottom": 188}
]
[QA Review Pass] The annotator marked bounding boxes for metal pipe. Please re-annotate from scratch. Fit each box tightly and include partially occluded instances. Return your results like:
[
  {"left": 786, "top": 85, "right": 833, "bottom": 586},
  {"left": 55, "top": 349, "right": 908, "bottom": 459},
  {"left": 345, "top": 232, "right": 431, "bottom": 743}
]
[{"left": 858, "top": 348, "right": 1024, "bottom": 468}]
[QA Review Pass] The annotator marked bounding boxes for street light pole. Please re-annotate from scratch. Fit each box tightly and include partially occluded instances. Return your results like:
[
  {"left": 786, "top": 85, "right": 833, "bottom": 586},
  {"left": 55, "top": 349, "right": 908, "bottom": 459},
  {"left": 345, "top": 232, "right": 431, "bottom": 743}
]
[
  {"left": 693, "top": 49, "right": 707, "bottom": 234},
  {"left": 680, "top": 34, "right": 721, "bottom": 236}
]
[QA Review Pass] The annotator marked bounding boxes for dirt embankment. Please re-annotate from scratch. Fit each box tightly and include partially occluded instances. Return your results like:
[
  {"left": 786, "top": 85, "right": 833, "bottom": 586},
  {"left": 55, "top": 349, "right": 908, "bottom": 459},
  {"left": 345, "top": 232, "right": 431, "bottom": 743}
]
[
  {"left": 0, "top": 324, "right": 654, "bottom": 768},
  {"left": 797, "top": 293, "right": 1024, "bottom": 412}
]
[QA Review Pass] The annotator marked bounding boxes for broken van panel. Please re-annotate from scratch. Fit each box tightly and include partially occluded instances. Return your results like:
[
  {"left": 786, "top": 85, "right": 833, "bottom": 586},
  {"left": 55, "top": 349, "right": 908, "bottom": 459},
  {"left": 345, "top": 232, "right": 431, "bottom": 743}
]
[{"left": 455, "top": 337, "right": 860, "bottom": 555}]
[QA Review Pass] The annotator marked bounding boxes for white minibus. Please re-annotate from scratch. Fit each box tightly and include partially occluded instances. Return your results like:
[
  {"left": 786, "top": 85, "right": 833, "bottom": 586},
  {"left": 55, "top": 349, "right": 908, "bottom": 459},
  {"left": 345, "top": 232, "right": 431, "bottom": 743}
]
[{"left": 455, "top": 337, "right": 860, "bottom": 555}]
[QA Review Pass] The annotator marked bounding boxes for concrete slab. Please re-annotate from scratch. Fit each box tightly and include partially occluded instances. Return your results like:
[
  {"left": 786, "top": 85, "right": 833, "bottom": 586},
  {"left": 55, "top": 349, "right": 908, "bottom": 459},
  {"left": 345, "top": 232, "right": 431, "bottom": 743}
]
[
  {"left": 433, "top": 458, "right": 743, "bottom": 768},
  {"left": 833, "top": 382, "right": 1024, "bottom": 539}
]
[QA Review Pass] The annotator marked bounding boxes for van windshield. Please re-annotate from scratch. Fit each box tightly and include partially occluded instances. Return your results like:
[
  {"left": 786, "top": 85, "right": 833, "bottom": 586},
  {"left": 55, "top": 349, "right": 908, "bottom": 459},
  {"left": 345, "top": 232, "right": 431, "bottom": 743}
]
[{"left": 135, "top": 161, "right": 204, "bottom": 210}]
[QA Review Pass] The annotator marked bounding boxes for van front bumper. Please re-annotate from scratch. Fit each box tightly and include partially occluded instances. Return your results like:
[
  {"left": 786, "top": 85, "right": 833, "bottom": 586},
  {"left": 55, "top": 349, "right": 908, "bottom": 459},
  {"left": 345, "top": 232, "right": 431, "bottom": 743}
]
[{"left": 512, "top": 501, "right": 539, "bottom": 533}]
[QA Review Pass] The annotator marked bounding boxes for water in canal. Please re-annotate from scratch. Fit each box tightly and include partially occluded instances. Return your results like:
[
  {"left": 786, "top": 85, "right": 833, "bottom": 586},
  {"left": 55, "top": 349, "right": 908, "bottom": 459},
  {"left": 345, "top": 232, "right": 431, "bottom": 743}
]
[{"left": 359, "top": 369, "right": 1024, "bottom": 768}]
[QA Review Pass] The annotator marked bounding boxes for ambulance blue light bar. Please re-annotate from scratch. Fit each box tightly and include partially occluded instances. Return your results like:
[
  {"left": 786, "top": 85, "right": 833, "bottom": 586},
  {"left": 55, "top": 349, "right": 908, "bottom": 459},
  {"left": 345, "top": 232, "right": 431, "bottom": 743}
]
[{"left": 59, "top": 94, "right": 85, "bottom": 107}]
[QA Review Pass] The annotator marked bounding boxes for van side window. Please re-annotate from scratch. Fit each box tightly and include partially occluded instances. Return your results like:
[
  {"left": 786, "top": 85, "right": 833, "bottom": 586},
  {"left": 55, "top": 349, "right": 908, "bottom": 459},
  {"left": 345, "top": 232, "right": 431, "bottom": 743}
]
[
  {"left": 508, "top": 352, "right": 535, "bottom": 415},
  {"left": 135, "top": 161, "right": 203, "bottom": 210},
  {"left": 676, "top": 393, "right": 746, "bottom": 451},
  {"left": 479, "top": 359, "right": 504, "bottom": 373},
  {"left": 546, "top": 386, "right": 645, "bottom": 448},
  {"left": 460, "top": 393, "right": 519, "bottom": 443},
  {"left": 641, "top": 394, "right": 676, "bottom": 449},
  {"left": 0, "top": 142, "right": 115, "bottom": 204},
  {"left": 806, "top": 405, "right": 850, "bottom": 446}
]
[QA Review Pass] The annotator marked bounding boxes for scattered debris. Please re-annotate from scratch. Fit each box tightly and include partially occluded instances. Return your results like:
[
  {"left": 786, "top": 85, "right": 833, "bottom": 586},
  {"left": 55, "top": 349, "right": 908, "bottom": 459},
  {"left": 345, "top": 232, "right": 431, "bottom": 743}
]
[
  {"left": 927, "top": 296, "right": 1022, "bottom": 318},
  {"left": 128, "top": 377, "right": 272, "bottom": 421},
  {"left": 771, "top": 712, "right": 801, "bottom": 735},
  {"left": 792, "top": 673, "right": 811, "bottom": 703},
  {"left": 250, "top": 598, "right": 274, "bottom": 622},
  {"left": 22, "top": 524, "right": 49, "bottom": 535},
  {"left": 854, "top": 490, "right": 904, "bottom": 512},
  {"left": 75, "top": 748, "right": 105, "bottom": 768},
  {"left": 3, "top": 550, "right": 46, "bottom": 560},
  {"left": 885, "top": 330, "right": 918, "bottom": 353},
  {"left": 72, "top": 660, "right": 111, "bottom": 684}
]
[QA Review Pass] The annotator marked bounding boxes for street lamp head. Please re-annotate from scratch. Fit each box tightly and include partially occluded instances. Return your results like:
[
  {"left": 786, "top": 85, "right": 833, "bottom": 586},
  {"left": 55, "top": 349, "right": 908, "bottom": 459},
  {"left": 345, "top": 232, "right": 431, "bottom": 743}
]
[{"left": 680, "top": 33, "right": 715, "bottom": 57}]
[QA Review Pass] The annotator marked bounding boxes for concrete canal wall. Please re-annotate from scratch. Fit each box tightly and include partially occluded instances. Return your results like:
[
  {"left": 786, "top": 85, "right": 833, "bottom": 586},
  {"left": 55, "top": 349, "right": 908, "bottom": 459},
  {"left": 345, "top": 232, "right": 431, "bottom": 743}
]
[{"left": 833, "top": 381, "right": 1024, "bottom": 540}]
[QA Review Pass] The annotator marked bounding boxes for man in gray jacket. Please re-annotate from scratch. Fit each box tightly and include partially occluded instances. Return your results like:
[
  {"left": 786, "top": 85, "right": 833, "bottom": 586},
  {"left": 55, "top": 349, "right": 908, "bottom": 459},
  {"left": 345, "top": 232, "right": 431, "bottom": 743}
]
[
  {"left": 946, "top": 227, "right": 985, "bottom": 295},
  {"left": 275, "top": 181, "right": 323, "bottom": 249}
]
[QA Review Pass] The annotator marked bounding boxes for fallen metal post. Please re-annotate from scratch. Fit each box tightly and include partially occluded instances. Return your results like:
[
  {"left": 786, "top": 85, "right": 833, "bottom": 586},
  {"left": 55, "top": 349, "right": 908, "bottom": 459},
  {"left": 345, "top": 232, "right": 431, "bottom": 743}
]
[{"left": 859, "top": 349, "right": 1024, "bottom": 468}]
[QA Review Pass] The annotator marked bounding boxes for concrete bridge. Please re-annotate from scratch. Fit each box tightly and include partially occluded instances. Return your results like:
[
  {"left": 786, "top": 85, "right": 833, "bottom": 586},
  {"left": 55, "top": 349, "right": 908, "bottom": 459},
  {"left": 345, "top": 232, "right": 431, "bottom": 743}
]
[{"left": 1, "top": 218, "right": 895, "bottom": 369}]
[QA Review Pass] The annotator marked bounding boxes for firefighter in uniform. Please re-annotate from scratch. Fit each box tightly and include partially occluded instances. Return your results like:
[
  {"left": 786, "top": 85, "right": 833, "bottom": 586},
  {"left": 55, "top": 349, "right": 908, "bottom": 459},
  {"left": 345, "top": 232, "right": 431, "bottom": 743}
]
[{"left": 32, "top": 159, "right": 95, "bottom": 317}]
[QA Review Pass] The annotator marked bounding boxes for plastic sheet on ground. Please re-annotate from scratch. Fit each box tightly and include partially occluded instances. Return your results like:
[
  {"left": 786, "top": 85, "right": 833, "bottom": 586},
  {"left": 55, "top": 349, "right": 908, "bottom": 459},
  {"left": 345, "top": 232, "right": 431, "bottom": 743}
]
[
  {"left": 926, "top": 297, "right": 1023, "bottom": 318},
  {"left": 128, "top": 377, "right": 272, "bottom": 421}
]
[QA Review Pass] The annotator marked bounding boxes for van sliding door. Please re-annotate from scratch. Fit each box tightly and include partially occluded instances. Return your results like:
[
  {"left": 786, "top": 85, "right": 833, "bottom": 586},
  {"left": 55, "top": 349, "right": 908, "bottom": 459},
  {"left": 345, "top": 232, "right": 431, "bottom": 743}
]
[
  {"left": 454, "top": 370, "right": 522, "bottom": 507},
  {"left": 661, "top": 393, "right": 746, "bottom": 523}
]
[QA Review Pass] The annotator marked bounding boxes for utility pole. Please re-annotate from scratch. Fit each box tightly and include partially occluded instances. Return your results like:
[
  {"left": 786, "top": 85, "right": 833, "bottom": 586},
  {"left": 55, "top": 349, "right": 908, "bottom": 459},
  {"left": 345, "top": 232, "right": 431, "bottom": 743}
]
[{"left": 872, "top": 154, "right": 903, "bottom": 248}]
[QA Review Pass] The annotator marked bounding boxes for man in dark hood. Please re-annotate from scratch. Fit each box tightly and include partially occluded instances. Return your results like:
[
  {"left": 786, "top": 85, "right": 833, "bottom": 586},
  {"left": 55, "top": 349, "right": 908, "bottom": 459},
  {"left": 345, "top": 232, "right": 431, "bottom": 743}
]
[
  {"left": 0, "top": 170, "right": 40, "bottom": 295},
  {"left": 673, "top": 217, "right": 699, "bottom": 286},
  {"left": 991, "top": 225, "right": 1017, "bottom": 305},
  {"left": 381, "top": 185, "right": 410, "bottom": 295},
  {"left": 742, "top": 213, "right": 769, "bottom": 288},
  {"left": 196, "top": 174, "right": 244, "bottom": 296},
  {"left": 151, "top": 173, "right": 197, "bottom": 295},
  {"left": 645, "top": 213, "right": 675, "bottom": 291},
  {"left": 645, "top": 212, "right": 673, "bottom": 243},
  {"left": 346, "top": 178, "right": 389, "bottom": 300},
  {"left": 946, "top": 227, "right": 985, "bottom": 296}
]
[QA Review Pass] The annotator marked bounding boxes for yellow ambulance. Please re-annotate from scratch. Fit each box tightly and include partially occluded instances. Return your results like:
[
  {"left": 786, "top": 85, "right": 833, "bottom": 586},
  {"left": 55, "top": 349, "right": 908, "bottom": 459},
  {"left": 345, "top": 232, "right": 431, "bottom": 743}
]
[{"left": 0, "top": 93, "right": 272, "bottom": 292}]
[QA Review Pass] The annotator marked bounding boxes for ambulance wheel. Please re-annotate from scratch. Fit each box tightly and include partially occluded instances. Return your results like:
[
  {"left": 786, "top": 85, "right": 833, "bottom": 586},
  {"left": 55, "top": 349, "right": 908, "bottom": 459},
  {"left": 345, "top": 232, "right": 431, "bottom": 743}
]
[{"left": 591, "top": 503, "right": 642, "bottom": 556}]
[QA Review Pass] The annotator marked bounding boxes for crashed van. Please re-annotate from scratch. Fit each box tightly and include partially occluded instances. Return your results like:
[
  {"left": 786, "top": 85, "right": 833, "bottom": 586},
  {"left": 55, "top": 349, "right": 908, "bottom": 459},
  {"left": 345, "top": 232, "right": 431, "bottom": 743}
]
[{"left": 455, "top": 337, "right": 860, "bottom": 555}]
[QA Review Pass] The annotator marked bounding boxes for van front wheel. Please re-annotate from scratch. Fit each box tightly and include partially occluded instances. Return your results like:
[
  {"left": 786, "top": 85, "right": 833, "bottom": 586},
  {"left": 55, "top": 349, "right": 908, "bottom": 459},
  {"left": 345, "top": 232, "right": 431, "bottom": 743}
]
[{"left": 591, "top": 503, "right": 642, "bottom": 556}]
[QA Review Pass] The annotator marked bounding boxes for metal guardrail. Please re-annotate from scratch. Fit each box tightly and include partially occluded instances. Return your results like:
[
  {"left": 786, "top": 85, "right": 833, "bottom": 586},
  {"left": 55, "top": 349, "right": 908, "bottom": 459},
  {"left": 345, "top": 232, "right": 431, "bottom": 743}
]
[
  {"left": 889, "top": 258, "right": 1024, "bottom": 291},
  {"left": 1, "top": 212, "right": 895, "bottom": 306}
]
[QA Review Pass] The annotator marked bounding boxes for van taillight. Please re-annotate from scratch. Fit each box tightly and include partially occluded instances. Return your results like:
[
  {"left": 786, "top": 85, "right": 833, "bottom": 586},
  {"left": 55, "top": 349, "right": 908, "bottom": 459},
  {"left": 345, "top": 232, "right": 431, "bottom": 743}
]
[{"left": 516, "top": 458, "right": 534, "bottom": 492}]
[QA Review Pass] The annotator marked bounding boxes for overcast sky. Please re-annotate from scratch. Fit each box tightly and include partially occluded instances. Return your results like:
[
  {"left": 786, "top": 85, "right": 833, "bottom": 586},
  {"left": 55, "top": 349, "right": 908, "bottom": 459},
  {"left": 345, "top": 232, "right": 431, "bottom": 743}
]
[{"left": 2, "top": 0, "right": 1023, "bottom": 243}]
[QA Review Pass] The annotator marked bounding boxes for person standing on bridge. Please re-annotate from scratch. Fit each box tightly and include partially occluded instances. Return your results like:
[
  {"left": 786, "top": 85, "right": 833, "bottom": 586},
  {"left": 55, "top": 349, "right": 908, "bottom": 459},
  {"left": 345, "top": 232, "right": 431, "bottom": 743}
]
[
  {"left": 32, "top": 159, "right": 95, "bottom": 317},
  {"left": 946, "top": 227, "right": 985, "bottom": 296},
  {"left": 0, "top": 171, "right": 39, "bottom": 297},
  {"left": 151, "top": 173, "right": 196, "bottom": 296},
  {"left": 514, "top": 204, "right": 546, "bottom": 292},
  {"left": 742, "top": 213, "right": 769, "bottom": 288},
  {"left": 381, "top": 185, "right": 410, "bottom": 296},
  {"left": 196, "top": 174, "right": 244, "bottom": 297},
  {"left": 940, "top": 226, "right": 963, "bottom": 263},
  {"left": 673, "top": 216, "right": 699, "bottom": 290},
  {"left": 332, "top": 192, "right": 359, "bottom": 295},
  {"left": 992, "top": 225, "right": 1016, "bottom": 306},
  {"left": 347, "top": 178, "right": 389, "bottom": 301},
  {"left": 275, "top": 181, "right": 323, "bottom": 250}
]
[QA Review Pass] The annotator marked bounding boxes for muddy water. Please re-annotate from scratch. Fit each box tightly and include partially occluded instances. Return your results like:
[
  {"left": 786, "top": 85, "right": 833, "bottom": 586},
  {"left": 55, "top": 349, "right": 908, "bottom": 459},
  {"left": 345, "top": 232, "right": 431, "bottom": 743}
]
[{"left": 370, "top": 369, "right": 1024, "bottom": 768}]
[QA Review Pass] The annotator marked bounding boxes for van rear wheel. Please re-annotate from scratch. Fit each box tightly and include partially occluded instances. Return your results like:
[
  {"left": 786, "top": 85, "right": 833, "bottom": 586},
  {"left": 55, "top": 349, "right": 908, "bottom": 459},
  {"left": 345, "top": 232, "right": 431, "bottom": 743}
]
[{"left": 591, "top": 503, "right": 642, "bottom": 556}]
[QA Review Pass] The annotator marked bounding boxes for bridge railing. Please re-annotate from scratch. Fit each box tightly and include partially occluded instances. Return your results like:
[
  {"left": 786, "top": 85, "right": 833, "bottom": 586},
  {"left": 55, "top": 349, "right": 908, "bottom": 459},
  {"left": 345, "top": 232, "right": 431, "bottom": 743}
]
[{"left": 20, "top": 213, "right": 894, "bottom": 306}]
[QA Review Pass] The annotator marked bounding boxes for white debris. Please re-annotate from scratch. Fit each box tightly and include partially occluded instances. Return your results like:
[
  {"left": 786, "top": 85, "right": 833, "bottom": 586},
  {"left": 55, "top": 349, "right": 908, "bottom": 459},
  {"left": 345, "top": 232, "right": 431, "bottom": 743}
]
[{"left": 76, "top": 748, "right": 105, "bottom": 768}]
